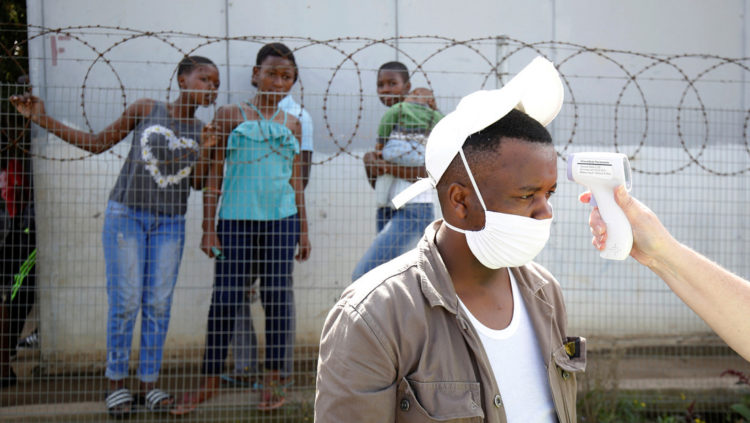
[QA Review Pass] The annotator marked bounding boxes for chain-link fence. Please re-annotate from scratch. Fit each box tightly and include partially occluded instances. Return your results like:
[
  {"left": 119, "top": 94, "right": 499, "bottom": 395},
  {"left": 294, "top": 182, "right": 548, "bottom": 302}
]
[{"left": 1, "top": 25, "right": 750, "bottom": 422}]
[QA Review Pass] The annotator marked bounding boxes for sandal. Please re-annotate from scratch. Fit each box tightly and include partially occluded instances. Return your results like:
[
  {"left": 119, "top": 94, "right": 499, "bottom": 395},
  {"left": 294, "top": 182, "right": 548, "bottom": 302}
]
[
  {"left": 220, "top": 373, "right": 262, "bottom": 390},
  {"left": 137, "top": 388, "right": 174, "bottom": 412},
  {"left": 105, "top": 388, "right": 133, "bottom": 419},
  {"left": 280, "top": 377, "right": 294, "bottom": 389},
  {"left": 170, "top": 377, "right": 219, "bottom": 416},
  {"left": 170, "top": 391, "right": 210, "bottom": 416},
  {"left": 257, "top": 378, "right": 287, "bottom": 411}
]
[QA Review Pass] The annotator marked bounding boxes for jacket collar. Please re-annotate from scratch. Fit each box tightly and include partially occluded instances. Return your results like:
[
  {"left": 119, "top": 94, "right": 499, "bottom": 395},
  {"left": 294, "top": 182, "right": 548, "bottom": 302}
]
[{"left": 416, "top": 220, "right": 551, "bottom": 314}]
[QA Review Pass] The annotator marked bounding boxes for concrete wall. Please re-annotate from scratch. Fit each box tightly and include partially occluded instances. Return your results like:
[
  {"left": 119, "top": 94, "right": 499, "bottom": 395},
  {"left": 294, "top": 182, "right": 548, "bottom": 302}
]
[{"left": 23, "top": 0, "right": 750, "bottom": 365}]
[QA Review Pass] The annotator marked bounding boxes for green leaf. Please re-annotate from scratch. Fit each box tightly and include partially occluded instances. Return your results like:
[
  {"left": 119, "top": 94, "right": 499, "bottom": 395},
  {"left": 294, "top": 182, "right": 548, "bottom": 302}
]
[{"left": 731, "top": 403, "right": 750, "bottom": 419}]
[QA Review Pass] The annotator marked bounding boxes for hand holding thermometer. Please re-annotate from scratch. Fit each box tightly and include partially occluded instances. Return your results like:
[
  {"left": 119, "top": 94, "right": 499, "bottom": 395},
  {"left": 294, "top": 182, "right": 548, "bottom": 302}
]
[{"left": 567, "top": 152, "right": 633, "bottom": 260}]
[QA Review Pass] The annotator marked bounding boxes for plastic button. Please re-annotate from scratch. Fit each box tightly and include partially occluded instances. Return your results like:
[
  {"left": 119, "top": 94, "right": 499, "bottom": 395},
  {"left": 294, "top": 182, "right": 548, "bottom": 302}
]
[
  {"left": 494, "top": 394, "right": 503, "bottom": 408},
  {"left": 400, "top": 398, "right": 410, "bottom": 411}
]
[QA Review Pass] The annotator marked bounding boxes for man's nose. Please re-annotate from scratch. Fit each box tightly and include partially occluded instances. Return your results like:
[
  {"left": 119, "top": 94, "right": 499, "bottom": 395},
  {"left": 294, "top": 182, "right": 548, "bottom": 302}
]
[{"left": 533, "top": 198, "right": 553, "bottom": 220}]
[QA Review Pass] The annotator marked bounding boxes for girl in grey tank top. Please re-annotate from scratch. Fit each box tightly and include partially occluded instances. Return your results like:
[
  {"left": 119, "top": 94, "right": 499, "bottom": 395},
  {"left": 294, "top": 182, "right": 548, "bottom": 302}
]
[{"left": 10, "top": 55, "right": 220, "bottom": 418}]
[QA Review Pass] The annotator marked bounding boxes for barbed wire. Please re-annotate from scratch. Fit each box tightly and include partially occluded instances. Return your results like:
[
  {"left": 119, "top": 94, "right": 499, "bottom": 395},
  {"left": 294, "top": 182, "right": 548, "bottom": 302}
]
[{"left": 1, "top": 25, "right": 750, "bottom": 175}]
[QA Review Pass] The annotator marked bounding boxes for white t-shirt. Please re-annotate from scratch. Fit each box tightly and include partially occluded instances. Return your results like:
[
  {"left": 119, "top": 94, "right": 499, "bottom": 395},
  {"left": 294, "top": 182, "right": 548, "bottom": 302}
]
[
  {"left": 458, "top": 270, "right": 556, "bottom": 423},
  {"left": 278, "top": 95, "right": 313, "bottom": 152}
]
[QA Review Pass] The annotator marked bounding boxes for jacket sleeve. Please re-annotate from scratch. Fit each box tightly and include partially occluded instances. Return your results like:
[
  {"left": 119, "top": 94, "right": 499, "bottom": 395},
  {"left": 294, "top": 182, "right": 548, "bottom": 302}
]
[{"left": 315, "top": 301, "right": 398, "bottom": 422}]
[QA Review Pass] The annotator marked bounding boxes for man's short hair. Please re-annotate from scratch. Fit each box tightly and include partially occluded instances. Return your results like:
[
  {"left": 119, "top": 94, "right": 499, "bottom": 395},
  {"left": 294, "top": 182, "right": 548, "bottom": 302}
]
[
  {"left": 378, "top": 61, "right": 410, "bottom": 83},
  {"left": 437, "top": 109, "right": 552, "bottom": 187}
]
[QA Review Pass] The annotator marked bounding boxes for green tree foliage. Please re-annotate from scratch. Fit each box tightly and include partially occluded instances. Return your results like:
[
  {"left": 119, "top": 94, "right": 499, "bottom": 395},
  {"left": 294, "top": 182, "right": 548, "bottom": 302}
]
[
  {"left": 0, "top": 0, "right": 28, "bottom": 84},
  {"left": 1, "top": 0, "right": 29, "bottom": 165}
]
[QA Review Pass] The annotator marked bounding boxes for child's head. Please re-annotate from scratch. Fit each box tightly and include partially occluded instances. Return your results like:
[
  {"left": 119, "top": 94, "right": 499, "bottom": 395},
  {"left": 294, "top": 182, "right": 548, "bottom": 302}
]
[
  {"left": 176, "top": 55, "right": 220, "bottom": 106},
  {"left": 252, "top": 43, "right": 298, "bottom": 103},
  {"left": 405, "top": 87, "right": 437, "bottom": 111},
  {"left": 377, "top": 61, "right": 411, "bottom": 107}
]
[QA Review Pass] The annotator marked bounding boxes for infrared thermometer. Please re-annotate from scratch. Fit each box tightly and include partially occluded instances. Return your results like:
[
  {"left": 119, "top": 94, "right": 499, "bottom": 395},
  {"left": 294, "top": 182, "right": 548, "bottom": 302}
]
[{"left": 567, "top": 152, "right": 633, "bottom": 260}]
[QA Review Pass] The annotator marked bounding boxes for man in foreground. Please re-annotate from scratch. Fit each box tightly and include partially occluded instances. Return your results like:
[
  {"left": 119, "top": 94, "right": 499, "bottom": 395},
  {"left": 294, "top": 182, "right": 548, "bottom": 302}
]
[{"left": 316, "top": 57, "right": 586, "bottom": 422}]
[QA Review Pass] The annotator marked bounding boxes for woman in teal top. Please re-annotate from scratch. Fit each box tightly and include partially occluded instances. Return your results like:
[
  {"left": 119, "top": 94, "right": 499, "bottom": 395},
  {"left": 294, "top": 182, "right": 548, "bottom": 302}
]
[
  {"left": 219, "top": 102, "right": 299, "bottom": 221},
  {"left": 173, "top": 43, "right": 311, "bottom": 415}
]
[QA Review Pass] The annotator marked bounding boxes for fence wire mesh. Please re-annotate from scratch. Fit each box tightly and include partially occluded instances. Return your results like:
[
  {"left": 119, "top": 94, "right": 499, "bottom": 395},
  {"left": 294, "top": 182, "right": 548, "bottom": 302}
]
[{"left": 1, "top": 25, "right": 750, "bottom": 422}]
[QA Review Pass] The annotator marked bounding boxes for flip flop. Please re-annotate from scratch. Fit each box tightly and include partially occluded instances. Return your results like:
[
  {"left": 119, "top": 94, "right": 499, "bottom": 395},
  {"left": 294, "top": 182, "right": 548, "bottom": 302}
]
[
  {"left": 257, "top": 379, "right": 286, "bottom": 411},
  {"left": 170, "top": 390, "right": 215, "bottom": 416},
  {"left": 220, "top": 373, "right": 258, "bottom": 388},
  {"left": 280, "top": 377, "right": 294, "bottom": 389},
  {"left": 137, "top": 388, "right": 174, "bottom": 412},
  {"left": 105, "top": 388, "right": 133, "bottom": 419}
]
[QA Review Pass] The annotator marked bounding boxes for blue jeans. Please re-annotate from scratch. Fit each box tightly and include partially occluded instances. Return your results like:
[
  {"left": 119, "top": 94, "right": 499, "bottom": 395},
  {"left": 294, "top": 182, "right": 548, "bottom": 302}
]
[
  {"left": 352, "top": 202, "right": 434, "bottom": 281},
  {"left": 376, "top": 206, "right": 394, "bottom": 233},
  {"left": 202, "top": 215, "right": 299, "bottom": 375},
  {"left": 231, "top": 287, "right": 295, "bottom": 379},
  {"left": 102, "top": 201, "right": 185, "bottom": 383}
]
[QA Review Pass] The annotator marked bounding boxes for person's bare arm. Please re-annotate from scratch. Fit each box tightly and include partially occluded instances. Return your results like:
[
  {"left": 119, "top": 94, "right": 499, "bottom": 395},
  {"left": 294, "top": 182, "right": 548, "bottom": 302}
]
[
  {"left": 584, "top": 186, "right": 750, "bottom": 361},
  {"left": 363, "top": 151, "right": 426, "bottom": 185},
  {"left": 362, "top": 140, "right": 385, "bottom": 189},
  {"left": 290, "top": 118, "right": 311, "bottom": 261},
  {"left": 192, "top": 123, "right": 219, "bottom": 190},
  {"left": 10, "top": 94, "right": 151, "bottom": 154},
  {"left": 364, "top": 137, "right": 427, "bottom": 187},
  {"left": 200, "top": 105, "right": 237, "bottom": 258},
  {"left": 300, "top": 150, "right": 312, "bottom": 190},
  {"left": 382, "top": 162, "right": 427, "bottom": 181}
]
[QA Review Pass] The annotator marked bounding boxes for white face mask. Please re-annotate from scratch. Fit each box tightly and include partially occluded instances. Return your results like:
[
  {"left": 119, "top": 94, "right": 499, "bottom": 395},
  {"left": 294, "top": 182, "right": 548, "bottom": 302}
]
[{"left": 442, "top": 149, "right": 553, "bottom": 269}]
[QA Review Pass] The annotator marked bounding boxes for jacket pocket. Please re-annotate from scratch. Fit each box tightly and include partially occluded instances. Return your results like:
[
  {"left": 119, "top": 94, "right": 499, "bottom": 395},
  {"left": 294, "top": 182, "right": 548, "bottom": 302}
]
[
  {"left": 396, "top": 377, "right": 484, "bottom": 422},
  {"left": 548, "top": 336, "right": 587, "bottom": 423}
]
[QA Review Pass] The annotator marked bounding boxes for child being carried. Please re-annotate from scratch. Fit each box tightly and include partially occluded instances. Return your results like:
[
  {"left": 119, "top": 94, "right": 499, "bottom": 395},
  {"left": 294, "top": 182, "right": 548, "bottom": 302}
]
[{"left": 375, "top": 87, "right": 443, "bottom": 206}]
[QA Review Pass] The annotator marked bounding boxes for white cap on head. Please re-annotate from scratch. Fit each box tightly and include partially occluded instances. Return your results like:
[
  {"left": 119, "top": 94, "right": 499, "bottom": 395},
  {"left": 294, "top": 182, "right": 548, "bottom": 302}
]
[{"left": 391, "top": 56, "right": 564, "bottom": 209}]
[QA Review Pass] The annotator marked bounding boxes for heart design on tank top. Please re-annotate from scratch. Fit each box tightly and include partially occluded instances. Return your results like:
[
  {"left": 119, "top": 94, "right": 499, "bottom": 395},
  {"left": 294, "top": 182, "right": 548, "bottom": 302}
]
[{"left": 139, "top": 124, "right": 198, "bottom": 188}]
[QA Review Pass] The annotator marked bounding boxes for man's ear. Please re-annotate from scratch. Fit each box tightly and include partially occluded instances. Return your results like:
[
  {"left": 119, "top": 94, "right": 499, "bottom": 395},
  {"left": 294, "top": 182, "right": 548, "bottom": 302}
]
[
  {"left": 443, "top": 180, "right": 486, "bottom": 231},
  {"left": 177, "top": 74, "right": 186, "bottom": 90},
  {"left": 404, "top": 81, "right": 412, "bottom": 95},
  {"left": 445, "top": 182, "right": 471, "bottom": 221}
]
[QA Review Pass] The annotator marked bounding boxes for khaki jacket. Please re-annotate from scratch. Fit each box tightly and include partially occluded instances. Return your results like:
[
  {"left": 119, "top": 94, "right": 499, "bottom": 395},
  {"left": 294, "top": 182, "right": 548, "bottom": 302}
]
[{"left": 316, "top": 221, "right": 586, "bottom": 422}]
